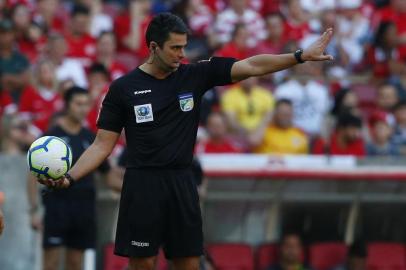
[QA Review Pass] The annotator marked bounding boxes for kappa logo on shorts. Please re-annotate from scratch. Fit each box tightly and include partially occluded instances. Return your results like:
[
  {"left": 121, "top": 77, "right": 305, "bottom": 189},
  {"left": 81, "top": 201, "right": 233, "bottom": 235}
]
[
  {"left": 178, "top": 93, "right": 194, "bottom": 112},
  {"left": 131, "top": 241, "right": 150, "bottom": 247},
  {"left": 134, "top": 104, "right": 154, "bottom": 123}
]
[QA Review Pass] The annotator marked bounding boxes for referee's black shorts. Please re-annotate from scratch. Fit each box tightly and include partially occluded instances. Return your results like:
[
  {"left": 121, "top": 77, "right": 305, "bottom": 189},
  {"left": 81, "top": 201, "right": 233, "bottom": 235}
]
[{"left": 114, "top": 167, "right": 203, "bottom": 259}]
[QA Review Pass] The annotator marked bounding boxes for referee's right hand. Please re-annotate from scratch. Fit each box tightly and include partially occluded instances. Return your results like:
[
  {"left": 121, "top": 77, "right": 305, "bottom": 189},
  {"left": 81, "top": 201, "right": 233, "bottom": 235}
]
[{"left": 37, "top": 176, "right": 71, "bottom": 189}]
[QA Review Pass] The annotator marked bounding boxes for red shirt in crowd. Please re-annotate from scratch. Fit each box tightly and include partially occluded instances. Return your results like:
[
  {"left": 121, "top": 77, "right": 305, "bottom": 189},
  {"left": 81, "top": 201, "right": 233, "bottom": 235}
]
[
  {"left": 17, "top": 35, "right": 47, "bottom": 63},
  {"left": 107, "top": 61, "right": 128, "bottom": 80},
  {"left": 196, "top": 139, "right": 242, "bottom": 154},
  {"left": 215, "top": 42, "right": 249, "bottom": 60},
  {"left": 114, "top": 14, "right": 151, "bottom": 60},
  {"left": 0, "top": 90, "right": 16, "bottom": 118},
  {"left": 19, "top": 86, "right": 63, "bottom": 132},
  {"left": 86, "top": 85, "right": 109, "bottom": 133},
  {"left": 312, "top": 133, "right": 366, "bottom": 157},
  {"left": 65, "top": 33, "right": 97, "bottom": 67},
  {"left": 283, "top": 20, "right": 310, "bottom": 41}
]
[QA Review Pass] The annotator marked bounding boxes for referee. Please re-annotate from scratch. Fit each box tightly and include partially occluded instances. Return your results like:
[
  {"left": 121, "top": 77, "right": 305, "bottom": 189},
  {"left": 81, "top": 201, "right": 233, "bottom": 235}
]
[{"left": 38, "top": 13, "right": 334, "bottom": 270}]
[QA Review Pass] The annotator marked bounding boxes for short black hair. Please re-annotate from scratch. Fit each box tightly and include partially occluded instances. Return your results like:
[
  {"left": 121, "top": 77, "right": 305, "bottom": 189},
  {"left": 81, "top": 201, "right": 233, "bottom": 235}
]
[
  {"left": 145, "top": 12, "right": 189, "bottom": 48},
  {"left": 64, "top": 86, "right": 89, "bottom": 108},
  {"left": 275, "top": 98, "right": 293, "bottom": 108},
  {"left": 393, "top": 100, "right": 406, "bottom": 111},
  {"left": 71, "top": 4, "right": 90, "bottom": 17},
  {"left": 337, "top": 112, "right": 362, "bottom": 129},
  {"left": 89, "top": 63, "right": 110, "bottom": 79}
]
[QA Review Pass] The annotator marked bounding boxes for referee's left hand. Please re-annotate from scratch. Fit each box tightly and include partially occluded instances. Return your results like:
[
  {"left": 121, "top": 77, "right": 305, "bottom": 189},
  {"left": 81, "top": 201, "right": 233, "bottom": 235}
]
[
  {"left": 302, "top": 28, "right": 334, "bottom": 62},
  {"left": 37, "top": 176, "right": 70, "bottom": 189}
]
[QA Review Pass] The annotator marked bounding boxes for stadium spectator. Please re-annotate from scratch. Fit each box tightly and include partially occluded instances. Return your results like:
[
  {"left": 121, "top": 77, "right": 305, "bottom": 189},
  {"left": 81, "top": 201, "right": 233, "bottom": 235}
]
[
  {"left": 268, "top": 233, "right": 312, "bottom": 270},
  {"left": 300, "top": 0, "right": 335, "bottom": 16},
  {"left": 94, "top": 31, "right": 127, "bottom": 80},
  {"left": 331, "top": 88, "right": 360, "bottom": 118},
  {"left": 76, "top": 0, "right": 113, "bottom": 38},
  {"left": 215, "top": 23, "right": 250, "bottom": 60},
  {"left": 1, "top": 114, "right": 36, "bottom": 153},
  {"left": 0, "top": 88, "right": 17, "bottom": 119},
  {"left": 213, "top": 0, "right": 266, "bottom": 48},
  {"left": 86, "top": 63, "right": 110, "bottom": 133},
  {"left": 330, "top": 241, "right": 367, "bottom": 270},
  {"left": 335, "top": 0, "right": 369, "bottom": 67},
  {"left": 19, "top": 59, "right": 63, "bottom": 133},
  {"left": 221, "top": 76, "right": 274, "bottom": 134},
  {"left": 376, "top": 83, "right": 398, "bottom": 126},
  {"left": 391, "top": 100, "right": 406, "bottom": 154},
  {"left": 45, "top": 33, "right": 88, "bottom": 88},
  {"left": 252, "top": 13, "right": 287, "bottom": 55},
  {"left": 0, "top": 19, "right": 30, "bottom": 102},
  {"left": 64, "top": 4, "right": 96, "bottom": 67},
  {"left": 32, "top": 0, "right": 65, "bottom": 34},
  {"left": 11, "top": 3, "right": 47, "bottom": 63},
  {"left": 283, "top": 0, "right": 311, "bottom": 41},
  {"left": 195, "top": 112, "right": 242, "bottom": 153},
  {"left": 366, "top": 111, "right": 399, "bottom": 156},
  {"left": 274, "top": 63, "right": 330, "bottom": 136},
  {"left": 366, "top": 21, "right": 405, "bottom": 80},
  {"left": 114, "top": 0, "right": 152, "bottom": 63},
  {"left": 250, "top": 99, "right": 308, "bottom": 154},
  {"left": 313, "top": 112, "right": 366, "bottom": 156}
]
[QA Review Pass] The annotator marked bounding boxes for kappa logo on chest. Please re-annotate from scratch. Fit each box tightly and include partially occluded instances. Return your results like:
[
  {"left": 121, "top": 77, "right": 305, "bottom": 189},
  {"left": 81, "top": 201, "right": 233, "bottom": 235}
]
[{"left": 134, "top": 104, "right": 154, "bottom": 123}]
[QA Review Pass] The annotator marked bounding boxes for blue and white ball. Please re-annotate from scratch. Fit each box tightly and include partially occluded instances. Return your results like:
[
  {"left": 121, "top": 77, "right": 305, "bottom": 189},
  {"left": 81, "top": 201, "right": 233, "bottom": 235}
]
[{"left": 27, "top": 136, "right": 72, "bottom": 180}]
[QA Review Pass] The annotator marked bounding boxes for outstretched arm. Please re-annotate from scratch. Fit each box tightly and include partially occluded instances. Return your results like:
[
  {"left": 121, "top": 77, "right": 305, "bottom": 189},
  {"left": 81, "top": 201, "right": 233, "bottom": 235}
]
[
  {"left": 231, "top": 28, "right": 334, "bottom": 82},
  {"left": 39, "top": 129, "right": 120, "bottom": 188}
]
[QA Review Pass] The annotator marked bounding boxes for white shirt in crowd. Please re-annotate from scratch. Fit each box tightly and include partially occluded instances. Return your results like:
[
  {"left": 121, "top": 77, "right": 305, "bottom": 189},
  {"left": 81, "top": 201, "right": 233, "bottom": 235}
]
[
  {"left": 56, "top": 58, "right": 88, "bottom": 89},
  {"left": 275, "top": 79, "right": 331, "bottom": 136},
  {"left": 214, "top": 8, "right": 266, "bottom": 47}
]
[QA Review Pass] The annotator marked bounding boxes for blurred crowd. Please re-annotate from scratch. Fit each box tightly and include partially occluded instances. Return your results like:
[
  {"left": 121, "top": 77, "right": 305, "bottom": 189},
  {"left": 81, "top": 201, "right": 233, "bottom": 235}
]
[{"left": 0, "top": 0, "right": 406, "bottom": 158}]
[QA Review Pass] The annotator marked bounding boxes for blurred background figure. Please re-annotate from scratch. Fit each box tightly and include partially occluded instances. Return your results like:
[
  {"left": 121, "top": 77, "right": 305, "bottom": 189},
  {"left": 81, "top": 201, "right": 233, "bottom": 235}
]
[
  {"left": 313, "top": 112, "right": 365, "bottom": 156},
  {"left": 268, "top": 233, "right": 313, "bottom": 270},
  {"left": 250, "top": 99, "right": 308, "bottom": 155},
  {"left": 195, "top": 111, "right": 242, "bottom": 154},
  {"left": 330, "top": 241, "right": 367, "bottom": 270},
  {"left": 76, "top": 0, "right": 113, "bottom": 38},
  {"left": 366, "top": 111, "right": 398, "bottom": 156}
]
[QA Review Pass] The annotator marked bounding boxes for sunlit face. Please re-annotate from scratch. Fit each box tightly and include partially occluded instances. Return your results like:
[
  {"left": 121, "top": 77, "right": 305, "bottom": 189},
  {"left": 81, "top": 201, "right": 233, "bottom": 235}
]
[
  {"left": 67, "top": 94, "right": 91, "bottom": 122},
  {"left": 372, "top": 121, "right": 392, "bottom": 143},
  {"left": 71, "top": 14, "right": 90, "bottom": 35},
  {"left": 12, "top": 4, "right": 30, "bottom": 29},
  {"left": 274, "top": 103, "right": 293, "bottom": 129},
  {"left": 377, "top": 85, "right": 398, "bottom": 111},
  {"left": 153, "top": 33, "right": 187, "bottom": 72},
  {"left": 207, "top": 113, "right": 227, "bottom": 139}
]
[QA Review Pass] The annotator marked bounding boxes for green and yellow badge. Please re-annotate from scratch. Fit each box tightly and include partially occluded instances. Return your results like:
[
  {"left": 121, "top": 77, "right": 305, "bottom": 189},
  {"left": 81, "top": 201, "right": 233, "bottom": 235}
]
[{"left": 178, "top": 93, "right": 194, "bottom": 112}]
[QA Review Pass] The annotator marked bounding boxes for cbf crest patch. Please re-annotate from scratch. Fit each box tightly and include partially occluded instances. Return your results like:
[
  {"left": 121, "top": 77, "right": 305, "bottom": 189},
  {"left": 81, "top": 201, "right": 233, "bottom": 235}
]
[
  {"left": 178, "top": 93, "right": 194, "bottom": 112},
  {"left": 134, "top": 104, "right": 153, "bottom": 123}
]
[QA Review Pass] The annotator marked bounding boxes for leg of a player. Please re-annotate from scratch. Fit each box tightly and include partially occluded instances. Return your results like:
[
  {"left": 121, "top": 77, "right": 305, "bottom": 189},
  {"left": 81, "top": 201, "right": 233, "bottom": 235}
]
[
  {"left": 43, "top": 247, "right": 62, "bottom": 270},
  {"left": 65, "top": 248, "right": 84, "bottom": 270},
  {"left": 128, "top": 256, "right": 156, "bottom": 270},
  {"left": 172, "top": 256, "right": 200, "bottom": 270}
]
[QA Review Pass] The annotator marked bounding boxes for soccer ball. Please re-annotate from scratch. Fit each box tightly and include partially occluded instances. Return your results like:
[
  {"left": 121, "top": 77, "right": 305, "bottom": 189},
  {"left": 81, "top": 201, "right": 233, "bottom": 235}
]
[{"left": 27, "top": 136, "right": 73, "bottom": 180}]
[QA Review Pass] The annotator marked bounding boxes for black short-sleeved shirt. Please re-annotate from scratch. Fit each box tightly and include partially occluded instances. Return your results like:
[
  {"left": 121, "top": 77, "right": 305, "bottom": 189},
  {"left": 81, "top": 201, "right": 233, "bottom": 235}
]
[
  {"left": 97, "top": 57, "right": 236, "bottom": 169},
  {"left": 44, "top": 125, "right": 110, "bottom": 200}
]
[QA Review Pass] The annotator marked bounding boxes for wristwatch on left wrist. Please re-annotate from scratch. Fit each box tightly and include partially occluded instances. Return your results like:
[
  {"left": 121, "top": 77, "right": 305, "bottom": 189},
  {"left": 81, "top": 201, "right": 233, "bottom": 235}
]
[
  {"left": 294, "top": 49, "right": 306, "bottom": 64},
  {"left": 64, "top": 173, "right": 76, "bottom": 187}
]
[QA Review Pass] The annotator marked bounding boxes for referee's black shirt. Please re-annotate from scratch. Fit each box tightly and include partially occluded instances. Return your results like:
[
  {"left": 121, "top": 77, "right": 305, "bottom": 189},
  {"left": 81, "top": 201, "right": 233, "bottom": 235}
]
[{"left": 97, "top": 57, "right": 236, "bottom": 169}]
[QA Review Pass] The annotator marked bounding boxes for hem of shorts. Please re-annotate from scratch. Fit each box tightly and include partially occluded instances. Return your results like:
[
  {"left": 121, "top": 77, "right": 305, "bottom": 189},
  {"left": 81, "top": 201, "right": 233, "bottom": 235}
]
[
  {"left": 113, "top": 250, "right": 159, "bottom": 258},
  {"left": 164, "top": 249, "right": 204, "bottom": 260}
]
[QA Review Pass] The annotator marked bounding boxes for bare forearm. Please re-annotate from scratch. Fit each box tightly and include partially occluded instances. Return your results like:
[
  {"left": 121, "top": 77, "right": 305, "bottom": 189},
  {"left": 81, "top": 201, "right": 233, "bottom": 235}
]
[
  {"left": 249, "top": 54, "right": 298, "bottom": 75},
  {"left": 68, "top": 142, "right": 112, "bottom": 181}
]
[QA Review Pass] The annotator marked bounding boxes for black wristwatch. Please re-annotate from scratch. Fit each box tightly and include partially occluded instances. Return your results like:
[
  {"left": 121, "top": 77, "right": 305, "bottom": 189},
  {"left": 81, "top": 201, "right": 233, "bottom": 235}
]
[
  {"left": 64, "top": 173, "right": 76, "bottom": 187},
  {"left": 294, "top": 49, "right": 305, "bottom": 64}
]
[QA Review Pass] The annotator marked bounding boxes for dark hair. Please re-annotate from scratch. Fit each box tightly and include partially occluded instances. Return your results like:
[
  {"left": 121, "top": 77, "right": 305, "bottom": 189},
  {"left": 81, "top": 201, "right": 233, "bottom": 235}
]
[
  {"left": 279, "top": 232, "right": 302, "bottom": 246},
  {"left": 64, "top": 86, "right": 88, "bottom": 108},
  {"left": 337, "top": 112, "right": 362, "bottom": 129},
  {"left": 89, "top": 63, "right": 110, "bottom": 78},
  {"left": 71, "top": 4, "right": 90, "bottom": 17},
  {"left": 97, "top": 30, "right": 116, "bottom": 41},
  {"left": 231, "top": 23, "right": 246, "bottom": 40},
  {"left": 145, "top": 12, "right": 189, "bottom": 48},
  {"left": 374, "top": 21, "right": 395, "bottom": 48},
  {"left": 275, "top": 98, "right": 293, "bottom": 108},
  {"left": 331, "top": 88, "right": 352, "bottom": 116}
]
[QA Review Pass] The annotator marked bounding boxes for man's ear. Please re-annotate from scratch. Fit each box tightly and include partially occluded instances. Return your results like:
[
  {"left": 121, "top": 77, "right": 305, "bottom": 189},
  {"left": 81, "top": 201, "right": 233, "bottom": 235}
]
[{"left": 149, "top": 42, "right": 158, "bottom": 52}]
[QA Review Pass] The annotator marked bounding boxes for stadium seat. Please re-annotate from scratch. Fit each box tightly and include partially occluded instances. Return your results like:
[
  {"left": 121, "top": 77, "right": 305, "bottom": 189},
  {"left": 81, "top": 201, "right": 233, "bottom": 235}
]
[
  {"left": 104, "top": 243, "right": 128, "bottom": 270},
  {"left": 367, "top": 243, "right": 406, "bottom": 270},
  {"left": 309, "top": 242, "right": 347, "bottom": 270},
  {"left": 255, "top": 243, "right": 278, "bottom": 270},
  {"left": 207, "top": 243, "right": 255, "bottom": 270}
]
